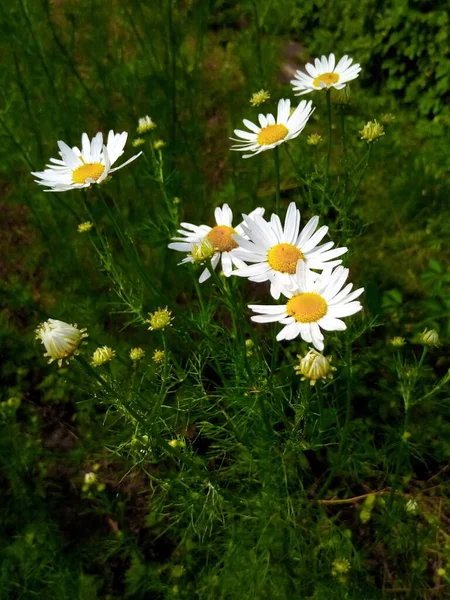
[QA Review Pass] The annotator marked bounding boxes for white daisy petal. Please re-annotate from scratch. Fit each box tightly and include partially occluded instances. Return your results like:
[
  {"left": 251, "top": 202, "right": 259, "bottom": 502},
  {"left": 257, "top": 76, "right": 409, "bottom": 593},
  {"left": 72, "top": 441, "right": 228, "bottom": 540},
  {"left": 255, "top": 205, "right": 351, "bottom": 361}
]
[
  {"left": 328, "top": 301, "right": 362, "bottom": 318},
  {"left": 319, "top": 315, "right": 347, "bottom": 331},
  {"left": 243, "top": 119, "right": 261, "bottom": 133},
  {"left": 221, "top": 252, "right": 233, "bottom": 276},
  {"left": 32, "top": 130, "right": 140, "bottom": 192}
]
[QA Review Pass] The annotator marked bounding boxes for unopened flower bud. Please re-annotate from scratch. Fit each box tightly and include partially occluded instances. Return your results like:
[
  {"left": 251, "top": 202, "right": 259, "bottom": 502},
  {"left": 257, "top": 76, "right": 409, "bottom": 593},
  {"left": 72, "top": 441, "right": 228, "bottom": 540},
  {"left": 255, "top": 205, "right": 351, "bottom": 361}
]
[
  {"left": 332, "top": 86, "right": 351, "bottom": 105},
  {"left": 294, "top": 348, "right": 336, "bottom": 385},
  {"left": 137, "top": 115, "right": 156, "bottom": 134},
  {"left": 390, "top": 336, "right": 406, "bottom": 347},
  {"left": 130, "top": 347, "right": 145, "bottom": 362},
  {"left": 380, "top": 113, "right": 396, "bottom": 124},
  {"left": 307, "top": 133, "right": 323, "bottom": 146},
  {"left": 35, "top": 319, "right": 88, "bottom": 367},
  {"left": 419, "top": 328, "right": 440, "bottom": 347},
  {"left": 78, "top": 221, "right": 93, "bottom": 233},
  {"left": 91, "top": 346, "right": 116, "bottom": 367},
  {"left": 360, "top": 120, "right": 385, "bottom": 143},
  {"left": 249, "top": 89, "right": 270, "bottom": 106},
  {"left": 148, "top": 307, "right": 173, "bottom": 331}
]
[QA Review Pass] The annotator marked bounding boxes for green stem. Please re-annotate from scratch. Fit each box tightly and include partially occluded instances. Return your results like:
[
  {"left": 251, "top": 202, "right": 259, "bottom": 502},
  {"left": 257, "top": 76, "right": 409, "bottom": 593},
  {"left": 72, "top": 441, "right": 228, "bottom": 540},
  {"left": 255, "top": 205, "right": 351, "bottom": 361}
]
[
  {"left": 349, "top": 144, "right": 373, "bottom": 206},
  {"left": 250, "top": 0, "right": 264, "bottom": 81},
  {"left": 94, "top": 186, "right": 160, "bottom": 299},
  {"left": 274, "top": 146, "right": 281, "bottom": 214},
  {"left": 75, "top": 355, "right": 206, "bottom": 477},
  {"left": 284, "top": 144, "right": 315, "bottom": 210},
  {"left": 325, "top": 90, "right": 332, "bottom": 192},
  {"left": 340, "top": 109, "right": 349, "bottom": 197}
]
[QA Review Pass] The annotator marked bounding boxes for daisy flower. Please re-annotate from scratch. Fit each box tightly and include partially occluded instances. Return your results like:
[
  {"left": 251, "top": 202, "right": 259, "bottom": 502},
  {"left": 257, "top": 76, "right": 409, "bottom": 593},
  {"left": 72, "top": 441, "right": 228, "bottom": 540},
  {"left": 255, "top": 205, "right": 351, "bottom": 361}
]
[
  {"left": 230, "top": 98, "right": 314, "bottom": 158},
  {"left": 249, "top": 262, "right": 363, "bottom": 351},
  {"left": 31, "top": 131, "right": 142, "bottom": 192},
  {"left": 35, "top": 318, "right": 88, "bottom": 367},
  {"left": 168, "top": 204, "right": 265, "bottom": 283},
  {"left": 291, "top": 53, "right": 361, "bottom": 96},
  {"left": 232, "top": 202, "right": 347, "bottom": 299}
]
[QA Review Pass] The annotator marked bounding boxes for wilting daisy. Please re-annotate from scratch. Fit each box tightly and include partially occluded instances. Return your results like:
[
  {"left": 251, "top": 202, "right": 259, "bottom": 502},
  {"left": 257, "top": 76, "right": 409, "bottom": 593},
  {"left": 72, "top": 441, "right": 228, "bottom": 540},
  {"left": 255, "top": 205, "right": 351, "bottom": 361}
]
[
  {"left": 31, "top": 131, "right": 142, "bottom": 192},
  {"left": 168, "top": 204, "right": 265, "bottom": 283},
  {"left": 35, "top": 318, "right": 88, "bottom": 367},
  {"left": 249, "top": 262, "right": 363, "bottom": 351},
  {"left": 232, "top": 202, "right": 347, "bottom": 299},
  {"left": 291, "top": 54, "right": 361, "bottom": 96},
  {"left": 230, "top": 98, "right": 314, "bottom": 158}
]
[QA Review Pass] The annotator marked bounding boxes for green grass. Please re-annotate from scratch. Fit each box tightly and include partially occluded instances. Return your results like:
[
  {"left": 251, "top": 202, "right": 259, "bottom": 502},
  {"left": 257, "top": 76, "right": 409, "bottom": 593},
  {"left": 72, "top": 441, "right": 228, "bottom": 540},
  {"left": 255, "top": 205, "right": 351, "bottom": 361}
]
[{"left": 1, "top": 1, "right": 450, "bottom": 598}]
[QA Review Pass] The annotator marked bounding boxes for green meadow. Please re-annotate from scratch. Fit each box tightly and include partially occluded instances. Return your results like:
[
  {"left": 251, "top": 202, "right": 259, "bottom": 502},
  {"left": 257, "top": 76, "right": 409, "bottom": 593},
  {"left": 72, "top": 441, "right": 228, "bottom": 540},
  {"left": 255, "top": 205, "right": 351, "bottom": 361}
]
[{"left": 1, "top": 1, "right": 450, "bottom": 598}]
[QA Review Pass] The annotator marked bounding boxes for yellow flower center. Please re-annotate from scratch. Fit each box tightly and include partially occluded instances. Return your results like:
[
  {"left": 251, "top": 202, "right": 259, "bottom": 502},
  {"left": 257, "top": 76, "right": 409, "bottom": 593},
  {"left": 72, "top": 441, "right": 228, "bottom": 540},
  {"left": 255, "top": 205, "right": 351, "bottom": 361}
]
[
  {"left": 206, "top": 225, "right": 238, "bottom": 252},
  {"left": 72, "top": 162, "right": 105, "bottom": 184},
  {"left": 313, "top": 72, "right": 340, "bottom": 88},
  {"left": 267, "top": 243, "right": 304, "bottom": 274},
  {"left": 257, "top": 124, "right": 289, "bottom": 146},
  {"left": 286, "top": 292, "right": 327, "bottom": 323}
]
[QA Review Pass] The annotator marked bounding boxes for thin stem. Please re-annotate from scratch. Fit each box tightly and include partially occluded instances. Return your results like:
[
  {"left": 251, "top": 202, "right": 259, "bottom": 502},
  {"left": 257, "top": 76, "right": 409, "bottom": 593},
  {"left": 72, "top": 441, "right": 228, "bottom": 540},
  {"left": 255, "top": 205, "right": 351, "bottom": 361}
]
[
  {"left": 349, "top": 144, "right": 373, "bottom": 205},
  {"left": 339, "top": 109, "right": 349, "bottom": 197},
  {"left": 250, "top": 0, "right": 264, "bottom": 82},
  {"left": 325, "top": 90, "right": 332, "bottom": 192},
  {"left": 341, "top": 339, "right": 353, "bottom": 449},
  {"left": 274, "top": 146, "right": 281, "bottom": 214},
  {"left": 284, "top": 144, "right": 314, "bottom": 209},
  {"left": 75, "top": 355, "right": 206, "bottom": 477}
]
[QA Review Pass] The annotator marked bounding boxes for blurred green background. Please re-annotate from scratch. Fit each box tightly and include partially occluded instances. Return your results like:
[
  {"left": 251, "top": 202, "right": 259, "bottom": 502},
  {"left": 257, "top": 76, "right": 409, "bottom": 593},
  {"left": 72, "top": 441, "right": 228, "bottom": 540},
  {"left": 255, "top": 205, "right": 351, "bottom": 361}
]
[{"left": 1, "top": 1, "right": 450, "bottom": 598}]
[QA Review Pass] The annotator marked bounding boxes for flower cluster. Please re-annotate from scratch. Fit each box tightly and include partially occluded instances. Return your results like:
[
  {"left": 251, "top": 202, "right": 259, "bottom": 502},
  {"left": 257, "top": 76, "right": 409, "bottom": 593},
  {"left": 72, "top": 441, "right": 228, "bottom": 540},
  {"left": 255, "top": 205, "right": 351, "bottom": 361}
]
[
  {"left": 170, "top": 202, "right": 363, "bottom": 351},
  {"left": 33, "top": 51, "right": 366, "bottom": 359}
]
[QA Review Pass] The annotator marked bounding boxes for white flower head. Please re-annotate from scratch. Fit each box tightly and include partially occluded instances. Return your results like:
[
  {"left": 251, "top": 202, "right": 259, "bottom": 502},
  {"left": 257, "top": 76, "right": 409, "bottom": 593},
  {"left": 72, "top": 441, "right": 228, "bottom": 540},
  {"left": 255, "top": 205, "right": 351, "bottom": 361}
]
[
  {"left": 31, "top": 131, "right": 142, "bottom": 192},
  {"left": 291, "top": 53, "right": 361, "bottom": 96},
  {"left": 249, "top": 262, "right": 363, "bottom": 351},
  {"left": 168, "top": 204, "right": 265, "bottom": 283},
  {"left": 35, "top": 318, "right": 88, "bottom": 367},
  {"left": 230, "top": 98, "right": 314, "bottom": 158},
  {"left": 232, "top": 202, "right": 348, "bottom": 299}
]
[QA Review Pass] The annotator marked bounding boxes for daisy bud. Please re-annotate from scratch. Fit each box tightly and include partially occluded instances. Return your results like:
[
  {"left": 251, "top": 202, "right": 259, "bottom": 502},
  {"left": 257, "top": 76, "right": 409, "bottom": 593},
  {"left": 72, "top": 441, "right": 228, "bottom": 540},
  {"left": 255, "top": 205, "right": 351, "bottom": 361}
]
[
  {"left": 307, "top": 133, "right": 323, "bottom": 146},
  {"left": 332, "top": 85, "right": 351, "bottom": 105},
  {"left": 152, "top": 349, "right": 165, "bottom": 364},
  {"left": 191, "top": 239, "right": 215, "bottom": 264},
  {"left": 129, "top": 347, "right": 145, "bottom": 362},
  {"left": 153, "top": 139, "right": 166, "bottom": 150},
  {"left": 249, "top": 89, "right": 270, "bottom": 106},
  {"left": 91, "top": 346, "right": 116, "bottom": 367},
  {"left": 390, "top": 336, "right": 406, "bottom": 347},
  {"left": 419, "top": 328, "right": 440, "bottom": 347},
  {"left": 405, "top": 499, "right": 419, "bottom": 514},
  {"left": 137, "top": 115, "right": 156, "bottom": 134},
  {"left": 132, "top": 137, "right": 146, "bottom": 147},
  {"left": 360, "top": 120, "right": 385, "bottom": 143},
  {"left": 381, "top": 113, "right": 396, "bottom": 124},
  {"left": 294, "top": 348, "right": 336, "bottom": 385},
  {"left": 332, "top": 558, "right": 351, "bottom": 576},
  {"left": 84, "top": 472, "right": 97, "bottom": 485},
  {"left": 148, "top": 307, "right": 173, "bottom": 331},
  {"left": 78, "top": 221, "right": 93, "bottom": 233},
  {"left": 168, "top": 439, "right": 186, "bottom": 448},
  {"left": 35, "top": 319, "right": 88, "bottom": 367}
]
